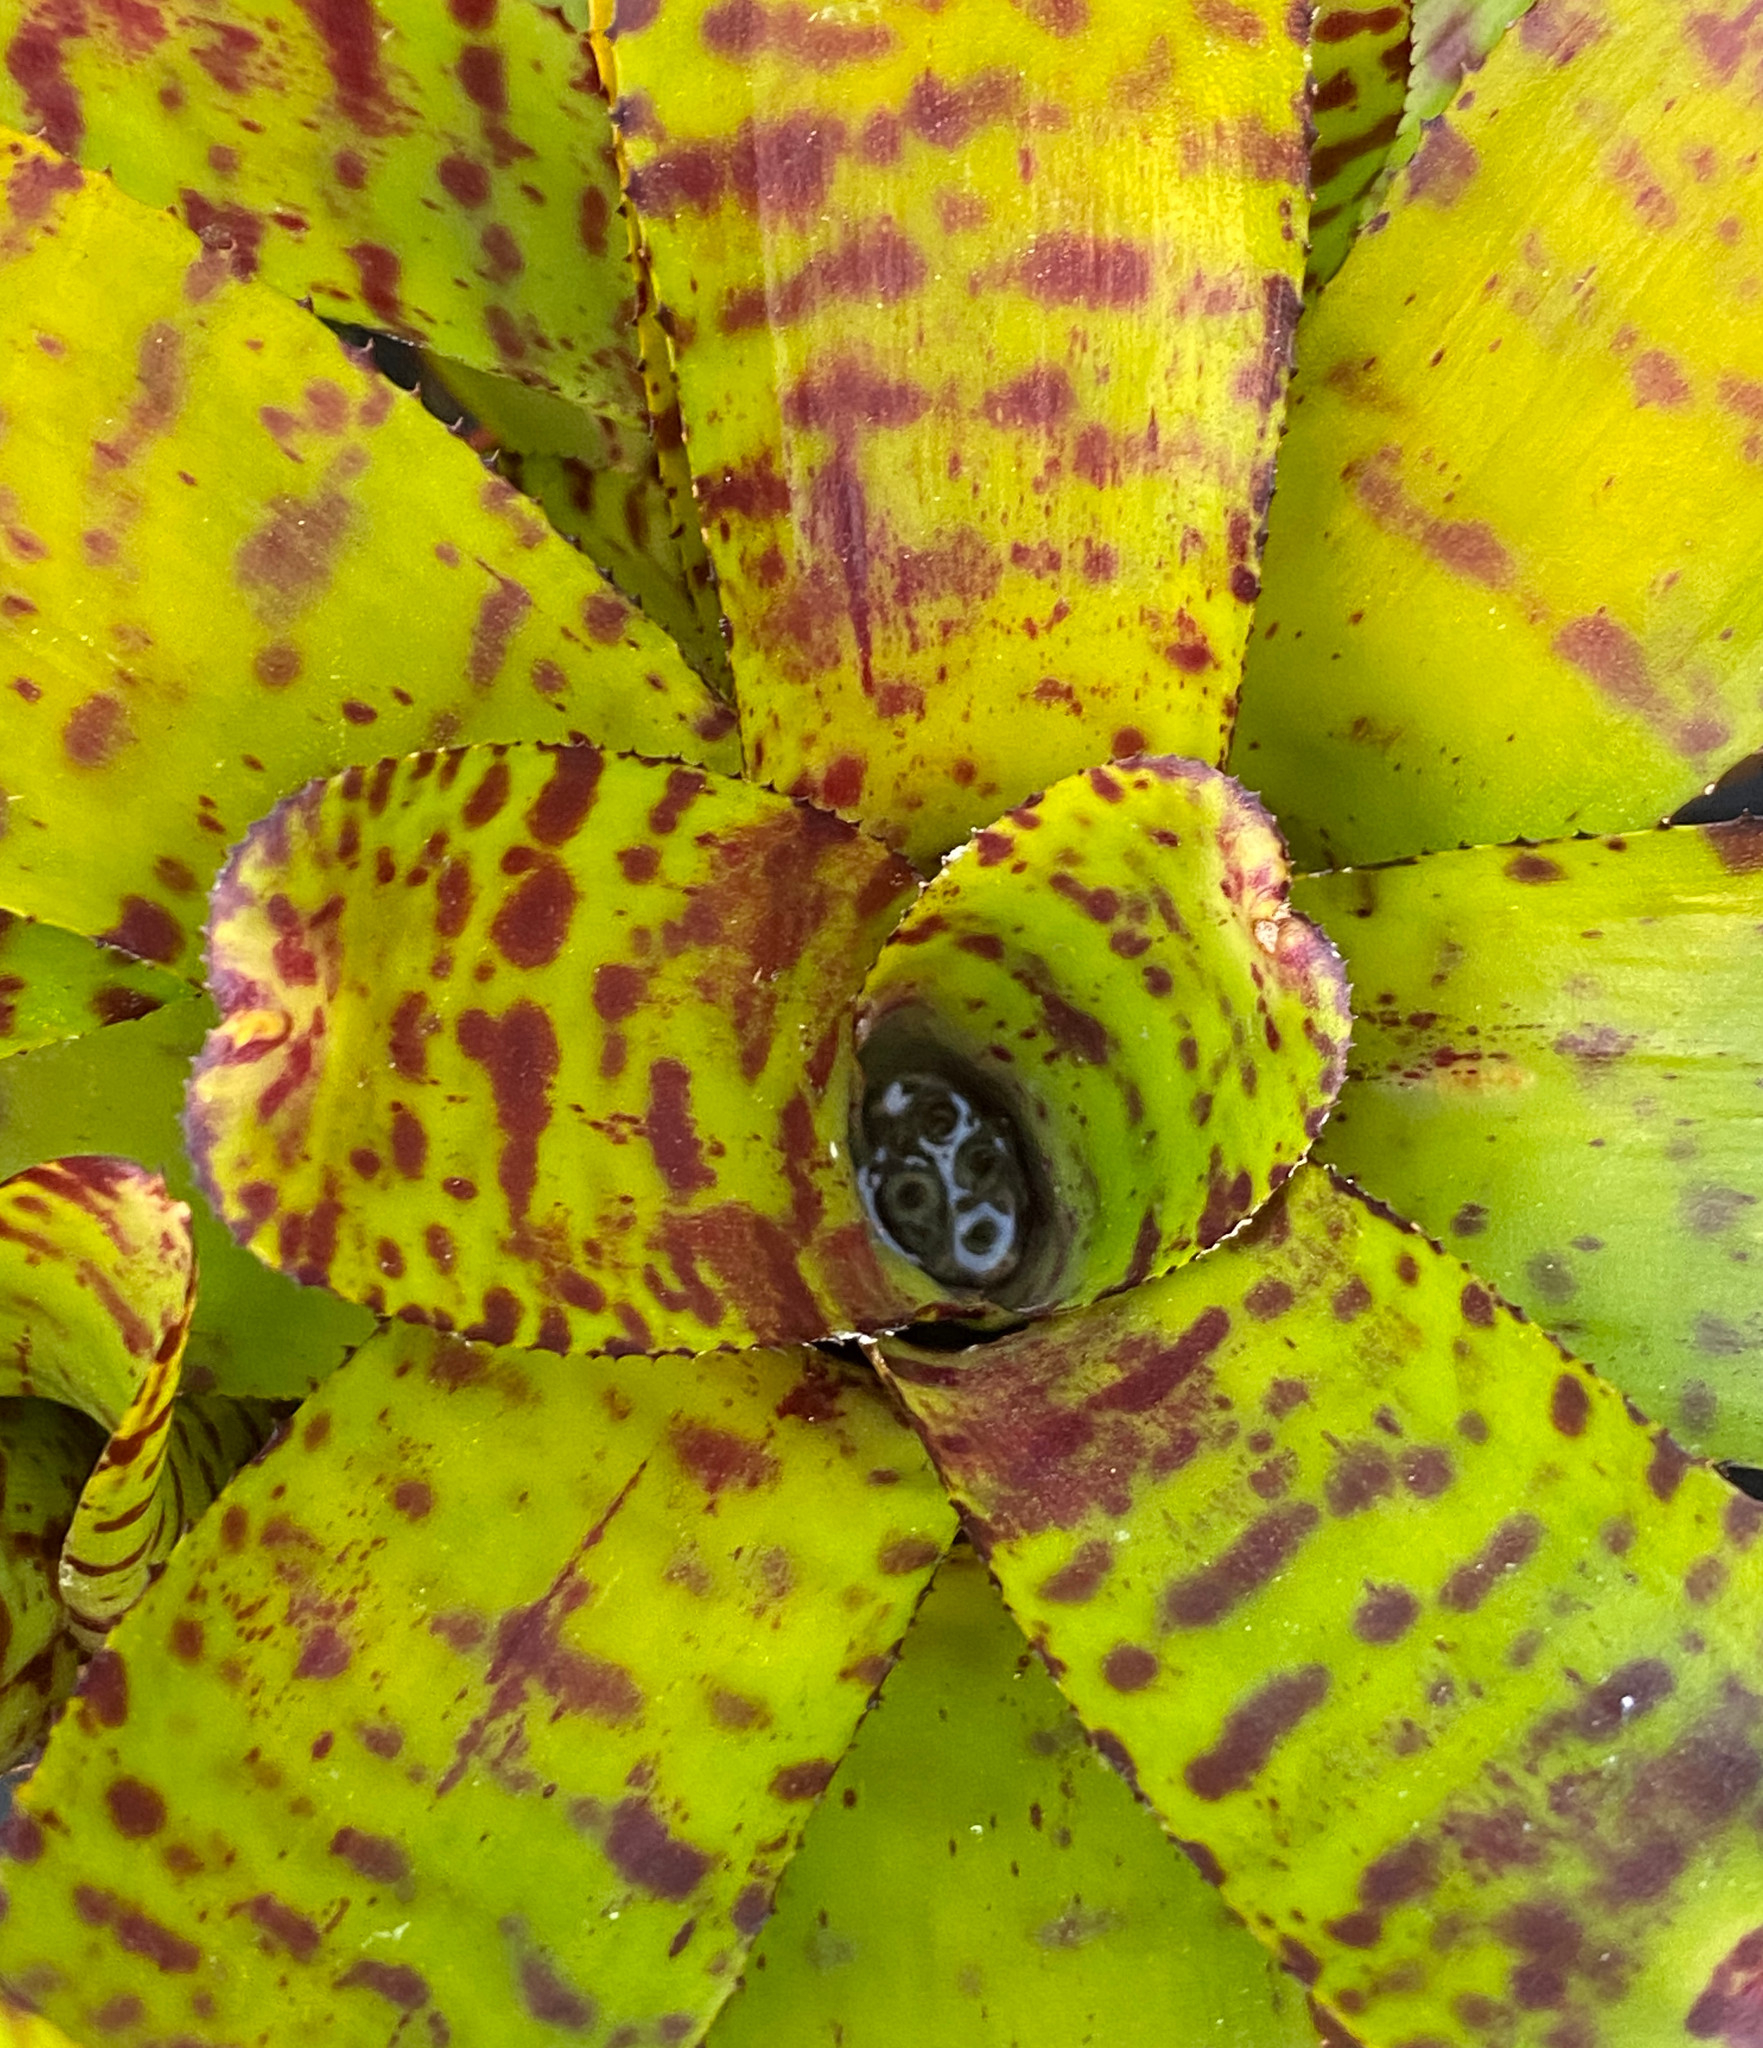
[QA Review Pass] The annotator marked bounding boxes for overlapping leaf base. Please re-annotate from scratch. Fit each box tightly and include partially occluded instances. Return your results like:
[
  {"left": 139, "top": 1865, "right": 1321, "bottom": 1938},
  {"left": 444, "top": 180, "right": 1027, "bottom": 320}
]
[
  {"left": 1237, "top": 0, "right": 1763, "bottom": 864},
  {"left": 1304, "top": 819, "right": 1763, "bottom": 1462},
  {"left": 0, "top": 1329, "right": 955, "bottom": 2048},
  {"left": 190, "top": 743, "right": 927, "bottom": 1355},
  {"left": 716, "top": 1548, "right": 1322, "bottom": 2048},
  {"left": 0, "top": 129, "right": 733, "bottom": 964},
  {"left": 857, "top": 757, "right": 1350, "bottom": 1311},
  {"left": 599, "top": 0, "right": 1307, "bottom": 860},
  {"left": 886, "top": 1167, "right": 1763, "bottom": 2044}
]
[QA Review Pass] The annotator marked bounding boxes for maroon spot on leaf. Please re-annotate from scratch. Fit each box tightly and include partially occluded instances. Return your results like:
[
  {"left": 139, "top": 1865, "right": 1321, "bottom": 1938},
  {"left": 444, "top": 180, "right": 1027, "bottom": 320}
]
[
  {"left": 1460, "top": 1281, "right": 1497, "bottom": 1327},
  {"left": 466, "top": 575, "right": 531, "bottom": 689},
  {"left": 296, "top": 1625, "right": 352, "bottom": 1679},
  {"left": 1331, "top": 1275, "right": 1372, "bottom": 1322},
  {"left": 90, "top": 1994, "right": 145, "bottom": 2032},
  {"left": 1400, "top": 1446, "right": 1454, "bottom": 1498},
  {"left": 181, "top": 189, "right": 264, "bottom": 282},
  {"left": 393, "top": 1479, "right": 433, "bottom": 1520},
  {"left": 169, "top": 1617, "right": 204, "bottom": 1661},
  {"left": 1162, "top": 1503, "right": 1320, "bottom": 1627},
  {"left": 80, "top": 1648, "right": 129, "bottom": 1726},
  {"left": 390, "top": 1105, "right": 427, "bottom": 1179},
  {"left": 1648, "top": 1432, "right": 1695, "bottom": 1501},
  {"left": 1103, "top": 1644, "right": 1158, "bottom": 1692},
  {"left": 903, "top": 66, "right": 1020, "bottom": 150},
  {"left": 336, "top": 1960, "right": 430, "bottom": 2010},
  {"left": 517, "top": 1952, "right": 596, "bottom": 2032},
  {"left": 645, "top": 1058, "right": 716, "bottom": 1198},
  {"left": 244, "top": 1893, "right": 321, "bottom": 1961},
  {"left": 731, "top": 1882, "right": 772, "bottom": 1937},
  {"left": 1551, "top": 1373, "right": 1591, "bottom": 1436},
  {"left": 526, "top": 744, "right": 604, "bottom": 846},
  {"left": 1015, "top": 230, "right": 1151, "bottom": 308},
  {"left": 1244, "top": 1278, "right": 1294, "bottom": 1320},
  {"left": 1197, "top": 1167, "right": 1254, "bottom": 1249},
  {"left": 1406, "top": 116, "right": 1479, "bottom": 204},
  {"left": 456, "top": 998, "right": 559, "bottom": 1222},
  {"left": 438, "top": 152, "right": 491, "bottom": 207},
  {"left": 1439, "top": 1514, "right": 1542, "bottom": 1611},
  {"left": 1327, "top": 1443, "right": 1394, "bottom": 1517},
  {"left": 490, "top": 854, "right": 576, "bottom": 969},
  {"left": 770, "top": 1758, "right": 836, "bottom": 1801},
  {"left": 671, "top": 1420, "right": 777, "bottom": 1493},
  {"left": 235, "top": 487, "right": 351, "bottom": 624},
  {"left": 1353, "top": 1582, "right": 1419, "bottom": 1644},
  {"left": 1088, "top": 1306, "right": 1230, "bottom": 1415},
  {"left": 4, "top": 19, "right": 86, "bottom": 155},
  {"left": 462, "top": 758, "right": 511, "bottom": 828},
  {"left": 63, "top": 692, "right": 132, "bottom": 767},
  {"left": 1184, "top": 1665, "right": 1330, "bottom": 1800},
  {"left": 331, "top": 1826, "right": 409, "bottom": 1883},
  {"left": 1683, "top": 1184, "right": 1758, "bottom": 1237},
  {"left": 104, "top": 1777, "right": 166, "bottom": 1838},
  {"left": 1039, "top": 1538, "right": 1114, "bottom": 1603},
  {"left": 983, "top": 364, "right": 1075, "bottom": 430},
  {"left": 1359, "top": 1836, "right": 1439, "bottom": 1908},
  {"left": 1686, "top": 1924, "right": 1763, "bottom": 2041}
]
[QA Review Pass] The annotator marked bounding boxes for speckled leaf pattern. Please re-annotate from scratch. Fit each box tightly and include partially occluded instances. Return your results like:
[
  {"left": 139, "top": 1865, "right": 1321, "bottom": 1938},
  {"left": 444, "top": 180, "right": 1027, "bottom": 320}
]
[
  {"left": 0, "top": 1399, "right": 104, "bottom": 1766},
  {"left": 0, "top": 915, "right": 181, "bottom": 1061},
  {"left": 0, "top": 1156, "right": 235, "bottom": 1651},
  {"left": 885, "top": 1164, "right": 1763, "bottom": 2045},
  {"left": 856, "top": 758, "right": 1349, "bottom": 1313},
  {"left": 597, "top": 0, "right": 1308, "bottom": 862},
  {"left": 1305, "top": 0, "right": 1412, "bottom": 291},
  {"left": 0, "top": 128, "right": 735, "bottom": 967},
  {"left": 708, "top": 1548, "right": 1323, "bottom": 2048},
  {"left": 424, "top": 351, "right": 735, "bottom": 691},
  {"left": 0, "top": 0, "right": 649, "bottom": 421},
  {"left": 0, "top": 1002, "right": 374, "bottom": 1402},
  {"left": 0, "top": 1326, "right": 956, "bottom": 2048},
  {"left": 1234, "top": 0, "right": 1763, "bottom": 868},
  {"left": 1301, "top": 820, "right": 1763, "bottom": 1464},
  {"left": 190, "top": 742, "right": 928, "bottom": 1356}
]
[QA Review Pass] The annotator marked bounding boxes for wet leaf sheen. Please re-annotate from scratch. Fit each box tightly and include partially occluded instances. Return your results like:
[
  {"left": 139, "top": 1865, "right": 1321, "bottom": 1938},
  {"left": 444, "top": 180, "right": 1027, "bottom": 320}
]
[{"left": 886, "top": 1166, "right": 1763, "bottom": 2044}]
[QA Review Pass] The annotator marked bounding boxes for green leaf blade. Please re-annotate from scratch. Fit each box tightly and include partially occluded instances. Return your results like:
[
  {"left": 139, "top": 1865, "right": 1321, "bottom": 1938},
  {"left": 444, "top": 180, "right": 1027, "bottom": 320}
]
[
  {"left": 0, "top": 1329, "right": 954, "bottom": 2047},
  {"left": 884, "top": 1166, "right": 1763, "bottom": 2042}
]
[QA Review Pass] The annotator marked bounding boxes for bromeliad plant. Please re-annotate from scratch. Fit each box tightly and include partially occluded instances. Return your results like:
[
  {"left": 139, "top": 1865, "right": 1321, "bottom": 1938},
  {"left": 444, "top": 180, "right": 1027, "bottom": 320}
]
[{"left": 0, "top": 0, "right": 1762, "bottom": 2043}]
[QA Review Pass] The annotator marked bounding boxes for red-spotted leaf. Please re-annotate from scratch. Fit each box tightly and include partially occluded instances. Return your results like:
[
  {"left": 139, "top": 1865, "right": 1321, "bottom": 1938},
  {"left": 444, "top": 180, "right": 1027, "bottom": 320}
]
[
  {"left": 597, "top": 0, "right": 1308, "bottom": 861},
  {"left": 884, "top": 1165, "right": 1763, "bottom": 2044},
  {"left": 0, "top": 0, "right": 648, "bottom": 420},
  {"left": 0, "top": 1327, "right": 955, "bottom": 2046},
  {"left": 851, "top": 758, "right": 1349, "bottom": 1315},
  {"left": 0, "top": 915, "right": 182, "bottom": 1061},
  {"left": 189, "top": 743, "right": 929, "bottom": 1356},
  {"left": 1303, "top": 819, "right": 1763, "bottom": 1461},
  {"left": 0, "top": 1400, "right": 104, "bottom": 1767},
  {"left": 0, "top": 128, "right": 734, "bottom": 968}
]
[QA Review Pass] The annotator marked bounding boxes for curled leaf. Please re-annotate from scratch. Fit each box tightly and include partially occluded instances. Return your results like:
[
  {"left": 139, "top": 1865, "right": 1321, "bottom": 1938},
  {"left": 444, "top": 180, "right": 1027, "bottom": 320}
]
[
  {"left": 852, "top": 758, "right": 1349, "bottom": 1314},
  {"left": 189, "top": 743, "right": 927, "bottom": 1355},
  {"left": 0, "top": 1327, "right": 954, "bottom": 2046},
  {"left": 0, "top": 1399, "right": 103, "bottom": 1766},
  {"left": 885, "top": 1165, "right": 1763, "bottom": 2043}
]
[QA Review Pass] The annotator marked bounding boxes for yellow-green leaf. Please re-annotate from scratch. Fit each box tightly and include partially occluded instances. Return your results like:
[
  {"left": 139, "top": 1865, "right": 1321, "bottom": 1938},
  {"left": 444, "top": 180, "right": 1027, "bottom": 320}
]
[
  {"left": 0, "top": 1000, "right": 373, "bottom": 1401},
  {"left": 710, "top": 1547, "right": 1322, "bottom": 2048},
  {"left": 0, "top": 128, "right": 735, "bottom": 967},
  {"left": 0, "top": 914, "right": 181, "bottom": 1061},
  {"left": 1303, "top": 819, "right": 1763, "bottom": 1462},
  {"left": 885, "top": 1165, "right": 1763, "bottom": 2043},
  {"left": 1306, "top": 0, "right": 1412, "bottom": 291},
  {"left": 1235, "top": 0, "right": 1763, "bottom": 865},
  {"left": 853, "top": 758, "right": 1349, "bottom": 1314},
  {"left": 0, "top": 0, "right": 647, "bottom": 421},
  {"left": 0, "top": 1327, "right": 954, "bottom": 2047},
  {"left": 190, "top": 743, "right": 927, "bottom": 1355},
  {"left": 598, "top": 0, "right": 1307, "bottom": 861},
  {"left": 0, "top": 1399, "right": 103, "bottom": 1768}
]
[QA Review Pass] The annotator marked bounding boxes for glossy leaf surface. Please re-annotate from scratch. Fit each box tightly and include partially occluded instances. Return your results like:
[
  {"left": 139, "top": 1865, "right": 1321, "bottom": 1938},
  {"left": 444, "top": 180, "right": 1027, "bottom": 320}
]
[
  {"left": 1305, "top": 0, "right": 1412, "bottom": 291},
  {"left": 0, "top": 1399, "right": 103, "bottom": 1766},
  {"left": 0, "top": 916, "right": 181, "bottom": 1063},
  {"left": 1235, "top": 0, "right": 1763, "bottom": 866},
  {"left": 1302, "top": 819, "right": 1763, "bottom": 1462},
  {"left": 600, "top": 0, "right": 1307, "bottom": 861},
  {"left": 888, "top": 1166, "right": 1763, "bottom": 2044},
  {"left": 0, "top": 1002, "right": 373, "bottom": 1401},
  {"left": 711, "top": 1546, "right": 1321, "bottom": 2048},
  {"left": 0, "top": 130, "right": 734, "bottom": 966},
  {"left": 0, "top": 0, "right": 648, "bottom": 420},
  {"left": 0, "top": 1328, "right": 955, "bottom": 2048},
  {"left": 190, "top": 743, "right": 927, "bottom": 1356},
  {"left": 855, "top": 758, "right": 1349, "bottom": 1313}
]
